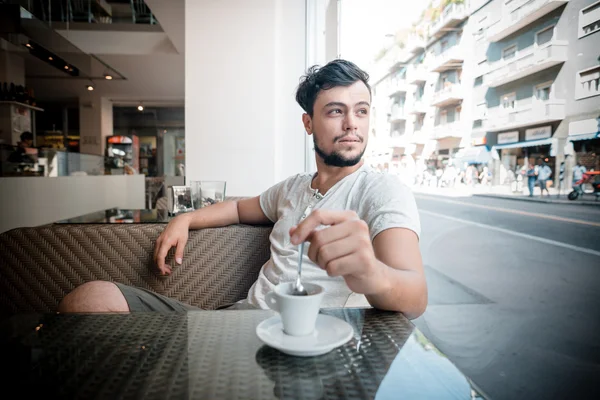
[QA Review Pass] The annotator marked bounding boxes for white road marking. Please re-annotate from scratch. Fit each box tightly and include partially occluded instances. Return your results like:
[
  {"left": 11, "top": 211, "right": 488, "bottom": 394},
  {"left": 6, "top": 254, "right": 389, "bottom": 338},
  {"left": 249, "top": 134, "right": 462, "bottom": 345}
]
[
  {"left": 415, "top": 194, "right": 600, "bottom": 227},
  {"left": 420, "top": 209, "right": 600, "bottom": 258}
]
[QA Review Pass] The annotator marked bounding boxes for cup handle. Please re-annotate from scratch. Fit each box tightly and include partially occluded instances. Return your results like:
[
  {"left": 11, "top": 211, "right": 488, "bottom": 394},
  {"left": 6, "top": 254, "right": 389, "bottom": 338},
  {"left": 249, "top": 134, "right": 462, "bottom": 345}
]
[{"left": 265, "top": 292, "right": 278, "bottom": 312}]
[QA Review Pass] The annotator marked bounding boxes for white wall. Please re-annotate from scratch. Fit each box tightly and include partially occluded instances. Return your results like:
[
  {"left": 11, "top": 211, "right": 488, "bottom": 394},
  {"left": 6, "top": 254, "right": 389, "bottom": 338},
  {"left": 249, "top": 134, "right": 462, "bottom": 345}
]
[
  {"left": 0, "top": 175, "right": 145, "bottom": 233},
  {"left": 185, "top": 0, "right": 306, "bottom": 196}
]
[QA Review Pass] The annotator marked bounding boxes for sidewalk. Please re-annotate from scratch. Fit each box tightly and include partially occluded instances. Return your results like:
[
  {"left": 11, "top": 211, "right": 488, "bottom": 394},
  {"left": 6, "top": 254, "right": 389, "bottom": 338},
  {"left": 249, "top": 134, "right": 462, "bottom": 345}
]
[{"left": 412, "top": 185, "right": 600, "bottom": 207}]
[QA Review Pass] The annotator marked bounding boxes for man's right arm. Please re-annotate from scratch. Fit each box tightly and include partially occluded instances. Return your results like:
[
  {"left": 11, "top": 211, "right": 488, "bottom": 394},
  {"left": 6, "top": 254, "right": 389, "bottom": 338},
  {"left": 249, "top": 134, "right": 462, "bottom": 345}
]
[{"left": 154, "top": 196, "right": 271, "bottom": 274}]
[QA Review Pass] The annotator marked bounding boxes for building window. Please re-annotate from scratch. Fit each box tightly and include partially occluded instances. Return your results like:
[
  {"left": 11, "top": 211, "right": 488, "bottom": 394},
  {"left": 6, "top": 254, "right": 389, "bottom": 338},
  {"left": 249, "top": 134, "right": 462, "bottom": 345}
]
[
  {"left": 579, "top": 1, "right": 600, "bottom": 38},
  {"left": 502, "top": 93, "right": 516, "bottom": 110},
  {"left": 576, "top": 65, "right": 600, "bottom": 99},
  {"left": 441, "top": 40, "right": 448, "bottom": 52},
  {"left": 503, "top": 45, "right": 517, "bottom": 61},
  {"left": 536, "top": 25, "right": 555, "bottom": 46},
  {"left": 535, "top": 81, "right": 553, "bottom": 101},
  {"left": 440, "top": 109, "right": 448, "bottom": 124}
]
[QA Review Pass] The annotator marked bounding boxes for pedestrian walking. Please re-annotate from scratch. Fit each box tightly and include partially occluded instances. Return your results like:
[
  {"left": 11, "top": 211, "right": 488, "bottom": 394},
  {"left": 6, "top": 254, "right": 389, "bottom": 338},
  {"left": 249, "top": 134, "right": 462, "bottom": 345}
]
[
  {"left": 537, "top": 161, "right": 552, "bottom": 197},
  {"left": 526, "top": 161, "right": 537, "bottom": 197}
]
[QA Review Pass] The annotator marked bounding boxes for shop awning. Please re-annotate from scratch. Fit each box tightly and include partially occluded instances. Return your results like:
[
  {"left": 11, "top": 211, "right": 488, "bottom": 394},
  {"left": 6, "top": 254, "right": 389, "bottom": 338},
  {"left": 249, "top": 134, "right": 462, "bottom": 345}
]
[
  {"left": 492, "top": 138, "right": 554, "bottom": 150},
  {"left": 568, "top": 132, "right": 599, "bottom": 141},
  {"left": 455, "top": 146, "right": 491, "bottom": 164}
]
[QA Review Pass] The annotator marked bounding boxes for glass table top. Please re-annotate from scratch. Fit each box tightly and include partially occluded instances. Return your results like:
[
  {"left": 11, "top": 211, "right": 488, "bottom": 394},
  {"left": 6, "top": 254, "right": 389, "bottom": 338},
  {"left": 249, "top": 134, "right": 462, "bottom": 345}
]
[{"left": 0, "top": 308, "right": 487, "bottom": 399}]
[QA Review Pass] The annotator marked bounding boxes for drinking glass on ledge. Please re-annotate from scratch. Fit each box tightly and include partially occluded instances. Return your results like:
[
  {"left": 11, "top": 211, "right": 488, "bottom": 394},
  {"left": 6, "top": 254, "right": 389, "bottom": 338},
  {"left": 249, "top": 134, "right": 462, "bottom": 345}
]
[{"left": 191, "top": 181, "right": 227, "bottom": 209}]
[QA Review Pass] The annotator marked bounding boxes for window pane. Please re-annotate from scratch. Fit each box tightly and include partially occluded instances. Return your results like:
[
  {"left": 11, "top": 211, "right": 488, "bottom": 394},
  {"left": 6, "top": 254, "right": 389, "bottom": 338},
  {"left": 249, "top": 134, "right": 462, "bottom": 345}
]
[
  {"left": 537, "top": 27, "right": 554, "bottom": 45},
  {"left": 503, "top": 46, "right": 516, "bottom": 60}
]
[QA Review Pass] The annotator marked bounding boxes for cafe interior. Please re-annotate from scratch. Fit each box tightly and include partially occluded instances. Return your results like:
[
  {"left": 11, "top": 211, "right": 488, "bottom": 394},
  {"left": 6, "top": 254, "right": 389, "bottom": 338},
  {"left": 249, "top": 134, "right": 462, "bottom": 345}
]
[{"left": 0, "top": 1, "right": 491, "bottom": 398}]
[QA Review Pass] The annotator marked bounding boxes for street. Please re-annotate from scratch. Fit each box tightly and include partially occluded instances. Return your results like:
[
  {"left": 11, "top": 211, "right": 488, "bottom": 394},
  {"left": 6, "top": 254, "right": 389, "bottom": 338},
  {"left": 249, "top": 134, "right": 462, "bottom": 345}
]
[{"left": 413, "top": 194, "right": 600, "bottom": 400}]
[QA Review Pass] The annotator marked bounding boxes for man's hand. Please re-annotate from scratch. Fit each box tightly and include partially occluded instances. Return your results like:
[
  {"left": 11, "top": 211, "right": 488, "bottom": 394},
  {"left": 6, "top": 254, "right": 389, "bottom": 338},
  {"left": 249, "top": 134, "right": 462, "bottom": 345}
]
[
  {"left": 153, "top": 214, "right": 192, "bottom": 275},
  {"left": 289, "top": 209, "right": 390, "bottom": 295}
]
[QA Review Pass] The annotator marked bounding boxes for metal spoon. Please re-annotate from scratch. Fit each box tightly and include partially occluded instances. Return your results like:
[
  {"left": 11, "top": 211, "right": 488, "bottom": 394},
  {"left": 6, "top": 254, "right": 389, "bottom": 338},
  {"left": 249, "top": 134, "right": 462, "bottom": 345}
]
[{"left": 291, "top": 242, "right": 308, "bottom": 296}]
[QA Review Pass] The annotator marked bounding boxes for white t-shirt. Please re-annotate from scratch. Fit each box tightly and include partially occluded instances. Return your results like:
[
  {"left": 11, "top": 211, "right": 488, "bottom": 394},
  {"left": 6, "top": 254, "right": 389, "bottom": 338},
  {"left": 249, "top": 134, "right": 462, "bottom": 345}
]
[
  {"left": 538, "top": 165, "right": 552, "bottom": 181},
  {"left": 573, "top": 165, "right": 587, "bottom": 182},
  {"left": 246, "top": 164, "right": 421, "bottom": 309}
]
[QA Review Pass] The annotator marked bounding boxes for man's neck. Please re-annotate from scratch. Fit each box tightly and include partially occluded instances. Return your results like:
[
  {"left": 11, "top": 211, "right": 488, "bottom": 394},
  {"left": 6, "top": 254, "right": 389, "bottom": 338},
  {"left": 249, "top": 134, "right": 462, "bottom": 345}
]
[{"left": 311, "top": 159, "right": 364, "bottom": 195}]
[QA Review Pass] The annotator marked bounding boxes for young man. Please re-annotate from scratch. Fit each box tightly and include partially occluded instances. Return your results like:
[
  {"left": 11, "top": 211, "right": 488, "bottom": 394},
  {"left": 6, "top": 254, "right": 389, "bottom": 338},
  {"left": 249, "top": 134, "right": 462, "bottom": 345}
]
[
  {"left": 8, "top": 131, "right": 34, "bottom": 163},
  {"left": 537, "top": 161, "right": 552, "bottom": 197},
  {"left": 59, "top": 60, "right": 427, "bottom": 319}
]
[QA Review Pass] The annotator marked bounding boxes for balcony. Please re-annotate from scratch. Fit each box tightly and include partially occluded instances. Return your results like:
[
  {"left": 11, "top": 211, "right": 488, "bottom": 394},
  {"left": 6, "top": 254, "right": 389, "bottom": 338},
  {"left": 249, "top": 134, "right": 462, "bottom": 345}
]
[
  {"left": 410, "top": 129, "right": 430, "bottom": 144},
  {"left": 388, "top": 132, "right": 410, "bottom": 148},
  {"left": 429, "top": 2, "right": 469, "bottom": 39},
  {"left": 388, "top": 79, "right": 409, "bottom": 97},
  {"left": 486, "top": 98, "right": 566, "bottom": 132},
  {"left": 431, "top": 84, "right": 464, "bottom": 107},
  {"left": 487, "top": 0, "right": 570, "bottom": 42},
  {"left": 407, "top": 64, "right": 428, "bottom": 84},
  {"left": 433, "top": 121, "right": 465, "bottom": 140},
  {"left": 471, "top": 119, "right": 489, "bottom": 137},
  {"left": 409, "top": 99, "right": 428, "bottom": 114},
  {"left": 486, "top": 41, "right": 568, "bottom": 87},
  {"left": 388, "top": 106, "right": 407, "bottom": 122},
  {"left": 429, "top": 44, "right": 464, "bottom": 73},
  {"left": 405, "top": 34, "right": 426, "bottom": 54}
]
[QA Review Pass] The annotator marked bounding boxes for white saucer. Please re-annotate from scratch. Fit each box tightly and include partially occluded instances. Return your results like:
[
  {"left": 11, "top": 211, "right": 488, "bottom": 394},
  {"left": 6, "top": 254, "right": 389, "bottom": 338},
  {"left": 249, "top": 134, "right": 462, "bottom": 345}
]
[{"left": 256, "top": 314, "right": 354, "bottom": 357}]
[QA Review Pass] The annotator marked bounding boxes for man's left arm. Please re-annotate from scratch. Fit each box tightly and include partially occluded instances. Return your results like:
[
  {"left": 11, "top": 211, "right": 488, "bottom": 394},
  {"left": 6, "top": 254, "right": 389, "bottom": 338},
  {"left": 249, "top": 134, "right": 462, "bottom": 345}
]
[
  {"left": 365, "top": 227, "right": 427, "bottom": 319},
  {"left": 290, "top": 210, "right": 427, "bottom": 319}
]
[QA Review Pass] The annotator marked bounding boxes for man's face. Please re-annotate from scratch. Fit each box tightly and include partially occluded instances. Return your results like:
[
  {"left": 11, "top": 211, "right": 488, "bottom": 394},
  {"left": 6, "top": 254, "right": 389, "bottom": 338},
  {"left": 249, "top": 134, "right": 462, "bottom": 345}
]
[{"left": 303, "top": 81, "right": 370, "bottom": 167}]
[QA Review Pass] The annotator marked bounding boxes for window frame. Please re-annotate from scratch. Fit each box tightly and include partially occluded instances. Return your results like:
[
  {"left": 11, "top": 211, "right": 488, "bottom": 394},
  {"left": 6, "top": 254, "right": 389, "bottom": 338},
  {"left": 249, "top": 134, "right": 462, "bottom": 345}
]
[
  {"left": 575, "top": 65, "right": 600, "bottom": 100},
  {"left": 501, "top": 92, "right": 517, "bottom": 110},
  {"left": 579, "top": 0, "right": 600, "bottom": 39},
  {"left": 535, "top": 24, "right": 555, "bottom": 47},
  {"left": 502, "top": 44, "right": 517, "bottom": 61},
  {"left": 535, "top": 81, "right": 553, "bottom": 101}
]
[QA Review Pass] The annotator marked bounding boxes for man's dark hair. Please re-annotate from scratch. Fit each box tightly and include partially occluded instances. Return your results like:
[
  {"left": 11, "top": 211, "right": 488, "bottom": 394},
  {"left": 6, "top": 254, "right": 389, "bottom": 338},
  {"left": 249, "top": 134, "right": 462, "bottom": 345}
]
[
  {"left": 296, "top": 59, "right": 371, "bottom": 117},
  {"left": 20, "top": 131, "right": 33, "bottom": 141}
]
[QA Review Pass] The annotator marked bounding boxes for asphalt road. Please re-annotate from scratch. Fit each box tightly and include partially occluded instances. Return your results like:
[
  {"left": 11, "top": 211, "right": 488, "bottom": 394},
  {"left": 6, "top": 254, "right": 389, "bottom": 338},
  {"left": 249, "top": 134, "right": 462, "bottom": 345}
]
[{"left": 413, "top": 194, "right": 600, "bottom": 400}]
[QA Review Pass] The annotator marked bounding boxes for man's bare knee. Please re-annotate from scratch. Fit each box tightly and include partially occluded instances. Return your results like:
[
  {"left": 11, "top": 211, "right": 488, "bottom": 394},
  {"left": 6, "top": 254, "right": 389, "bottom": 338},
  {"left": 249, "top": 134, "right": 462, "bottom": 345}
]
[{"left": 58, "top": 281, "right": 129, "bottom": 313}]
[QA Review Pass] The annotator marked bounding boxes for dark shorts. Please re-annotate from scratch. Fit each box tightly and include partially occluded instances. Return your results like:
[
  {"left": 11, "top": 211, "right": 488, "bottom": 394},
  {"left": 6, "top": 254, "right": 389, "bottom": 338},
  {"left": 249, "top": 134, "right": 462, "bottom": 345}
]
[{"left": 114, "top": 283, "right": 259, "bottom": 312}]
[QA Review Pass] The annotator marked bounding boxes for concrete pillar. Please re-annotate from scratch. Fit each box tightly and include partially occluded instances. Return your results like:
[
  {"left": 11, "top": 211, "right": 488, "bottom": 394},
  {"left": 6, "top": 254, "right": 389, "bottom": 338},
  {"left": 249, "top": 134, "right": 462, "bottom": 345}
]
[
  {"left": 79, "top": 95, "right": 113, "bottom": 156},
  {"left": 185, "top": 0, "right": 306, "bottom": 196},
  {"left": 0, "top": 51, "right": 25, "bottom": 86}
]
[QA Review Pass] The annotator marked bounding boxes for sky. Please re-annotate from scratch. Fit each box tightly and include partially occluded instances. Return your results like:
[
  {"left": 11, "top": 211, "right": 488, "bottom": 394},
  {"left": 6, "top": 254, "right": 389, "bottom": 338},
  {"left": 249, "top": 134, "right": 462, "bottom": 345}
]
[{"left": 340, "top": 0, "right": 429, "bottom": 71}]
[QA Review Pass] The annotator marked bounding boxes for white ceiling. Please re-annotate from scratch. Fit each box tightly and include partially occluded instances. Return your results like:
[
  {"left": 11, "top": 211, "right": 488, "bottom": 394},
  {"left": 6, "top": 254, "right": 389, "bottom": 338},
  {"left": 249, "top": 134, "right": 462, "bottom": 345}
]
[{"left": 23, "top": 0, "right": 185, "bottom": 105}]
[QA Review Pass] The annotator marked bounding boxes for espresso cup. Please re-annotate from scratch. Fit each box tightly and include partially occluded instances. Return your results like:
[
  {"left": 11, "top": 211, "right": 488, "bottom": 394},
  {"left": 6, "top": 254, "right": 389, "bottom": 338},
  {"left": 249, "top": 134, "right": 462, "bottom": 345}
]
[{"left": 265, "top": 282, "right": 325, "bottom": 336}]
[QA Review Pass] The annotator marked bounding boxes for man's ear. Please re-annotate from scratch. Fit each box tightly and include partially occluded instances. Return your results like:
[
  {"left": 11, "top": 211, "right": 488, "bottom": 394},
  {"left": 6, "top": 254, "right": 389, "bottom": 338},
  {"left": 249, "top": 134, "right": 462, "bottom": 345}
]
[{"left": 302, "top": 113, "right": 313, "bottom": 135}]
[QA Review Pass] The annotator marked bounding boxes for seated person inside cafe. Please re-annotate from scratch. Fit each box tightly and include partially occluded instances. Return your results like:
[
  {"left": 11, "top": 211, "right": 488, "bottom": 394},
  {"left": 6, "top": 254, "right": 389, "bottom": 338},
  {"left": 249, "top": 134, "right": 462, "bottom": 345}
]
[
  {"left": 58, "top": 60, "right": 427, "bottom": 319},
  {"left": 7, "top": 131, "right": 34, "bottom": 163}
]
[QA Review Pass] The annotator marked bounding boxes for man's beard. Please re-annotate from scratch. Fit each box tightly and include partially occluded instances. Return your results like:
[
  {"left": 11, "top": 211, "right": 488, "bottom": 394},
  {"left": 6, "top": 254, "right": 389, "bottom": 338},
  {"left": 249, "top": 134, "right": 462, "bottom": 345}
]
[{"left": 313, "top": 134, "right": 365, "bottom": 167}]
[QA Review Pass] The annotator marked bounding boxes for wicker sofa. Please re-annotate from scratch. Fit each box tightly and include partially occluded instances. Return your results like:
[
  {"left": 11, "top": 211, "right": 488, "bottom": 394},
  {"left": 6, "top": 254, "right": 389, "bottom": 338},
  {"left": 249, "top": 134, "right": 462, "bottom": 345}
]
[{"left": 0, "top": 223, "right": 272, "bottom": 320}]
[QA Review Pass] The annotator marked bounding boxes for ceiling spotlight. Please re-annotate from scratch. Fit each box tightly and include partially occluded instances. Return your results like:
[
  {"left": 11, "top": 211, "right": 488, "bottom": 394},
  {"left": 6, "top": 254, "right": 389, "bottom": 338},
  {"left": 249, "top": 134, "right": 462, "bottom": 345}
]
[
  {"left": 137, "top": 104, "right": 144, "bottom": 111},
  {"left": 104, "top": 74, "right": 113, "bottom": 80},
  {"left": 48, "top": 56, "right": 53, "bottom": 61},
  {"left": 86, "top": 84, "right": 94, "bottom": 91},
  {"left": 25, "top": 43, "right": 32, "bottom": 48},
  {"left": 64, "top": 65, "right": 69, "bottom": 70}
]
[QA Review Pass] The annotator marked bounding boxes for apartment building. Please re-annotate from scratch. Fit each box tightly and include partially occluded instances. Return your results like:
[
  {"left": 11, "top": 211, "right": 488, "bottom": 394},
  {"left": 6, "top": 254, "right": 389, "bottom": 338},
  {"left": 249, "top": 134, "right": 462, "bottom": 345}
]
[
  {"left": 370, "top": 0, "right": 479, "bottom": 177},
  {"left": 371, "top": 0, "right": 599, "bottom": 188},
  {"left": 472, "top": 0, "right": 600, "bottom": 186}
]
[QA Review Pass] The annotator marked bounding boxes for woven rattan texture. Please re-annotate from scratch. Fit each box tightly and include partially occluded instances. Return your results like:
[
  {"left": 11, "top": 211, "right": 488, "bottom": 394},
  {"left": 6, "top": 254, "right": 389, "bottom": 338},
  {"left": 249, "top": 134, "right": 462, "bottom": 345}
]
[
  {"left": 0, "top": 224, "right": 272, "bottom": 317},
  {"left": 1, "top": 309, "right": 415, "bottom": 399}
]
